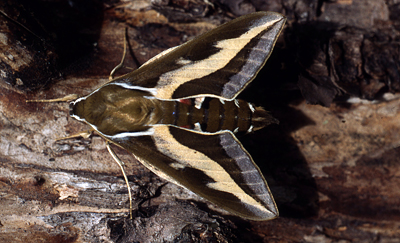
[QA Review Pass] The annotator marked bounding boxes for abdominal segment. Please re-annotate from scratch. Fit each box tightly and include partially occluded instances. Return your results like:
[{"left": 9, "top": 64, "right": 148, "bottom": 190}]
[{"left": 158, "top": 98, "right": 277, "bottom": 133}]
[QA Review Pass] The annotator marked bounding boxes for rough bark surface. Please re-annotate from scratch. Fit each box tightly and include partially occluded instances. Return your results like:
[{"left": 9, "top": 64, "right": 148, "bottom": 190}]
[{"left": 1, "top": 0, "right": 399, "bottom": 242}]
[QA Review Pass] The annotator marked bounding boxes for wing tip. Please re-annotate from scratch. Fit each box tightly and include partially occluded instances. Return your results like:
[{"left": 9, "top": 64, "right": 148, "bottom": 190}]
[{"left": 237, "top": 206, "right": 279, "bottom": 221}]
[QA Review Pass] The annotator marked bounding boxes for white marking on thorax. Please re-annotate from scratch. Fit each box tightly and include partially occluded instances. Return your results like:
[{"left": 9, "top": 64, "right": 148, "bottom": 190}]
[
  {"left": 107, "top": 128, "right": 155, "bottom": 139},
  {"left": 112, "top": 83, "right": 158, "bottom": 96},
  {"left": 71, "top": 113, "right": 155, "bottom": 139}
]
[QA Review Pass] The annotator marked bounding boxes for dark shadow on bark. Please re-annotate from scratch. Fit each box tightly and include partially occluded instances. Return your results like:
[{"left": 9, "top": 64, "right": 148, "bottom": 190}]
[{"left": 1, "top": 0, "right": 104, "bottom": 90}]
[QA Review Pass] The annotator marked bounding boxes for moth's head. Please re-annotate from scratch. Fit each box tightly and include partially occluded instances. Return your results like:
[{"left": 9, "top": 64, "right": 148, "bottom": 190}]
[
  {"left": 68, "top": 96, "right": 103, "bottom": 127},
  {"left": 69, "top": 98, "right": 85, "bottom": 121}
]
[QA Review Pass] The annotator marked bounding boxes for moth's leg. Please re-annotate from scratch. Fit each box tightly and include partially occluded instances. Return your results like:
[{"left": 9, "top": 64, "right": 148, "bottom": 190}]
[
  {"left": 55, "top": 129, "right": 94, "bottom": 141},
  {"left": 109, "top": 28, "right": 128, "bottom": 81},
  {"left": 106, "top": 142, "right": 133, "bottom": 219},
  {"left": 26, "top": 93, "right": 79, "bottom": 103}
]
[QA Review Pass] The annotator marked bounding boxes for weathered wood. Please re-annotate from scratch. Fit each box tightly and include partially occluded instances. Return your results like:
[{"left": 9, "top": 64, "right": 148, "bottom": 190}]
[{"left": 1, "top": 0, "right": 399, "bottom": 242}]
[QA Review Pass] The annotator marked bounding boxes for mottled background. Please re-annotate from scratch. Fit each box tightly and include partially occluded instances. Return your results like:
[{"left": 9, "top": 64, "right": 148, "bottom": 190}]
[{"left": 1, "top": 0, "right": 399, "bottom": 242}]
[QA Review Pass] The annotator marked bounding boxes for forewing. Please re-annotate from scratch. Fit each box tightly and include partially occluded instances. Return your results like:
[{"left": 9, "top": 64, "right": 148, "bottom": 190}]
[
  {"left": 111, "top": 125, "right": 278, "bottom": 221},
  {"left": 113, "top": 12, "right": 286, "bottom": 100}
]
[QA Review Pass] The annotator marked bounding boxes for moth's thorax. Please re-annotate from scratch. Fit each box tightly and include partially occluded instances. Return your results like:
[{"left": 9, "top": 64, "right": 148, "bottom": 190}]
[{"left": 71, "top": 84, "right": 163, "bottom": 136}]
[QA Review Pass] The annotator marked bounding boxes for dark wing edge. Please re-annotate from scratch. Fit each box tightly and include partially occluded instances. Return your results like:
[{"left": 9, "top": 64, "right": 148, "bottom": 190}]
[
  {"left": 112, "top": 125, "right": 278, "bottom": 221},
  {"left": 114, "top": 11, "right": 286, "bottom": 101}
]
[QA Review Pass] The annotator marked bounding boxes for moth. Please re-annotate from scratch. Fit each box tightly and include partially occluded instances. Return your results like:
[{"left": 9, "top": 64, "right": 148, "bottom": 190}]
[{"left": 30, "top": 11, "right": 286, "bottom": 221}]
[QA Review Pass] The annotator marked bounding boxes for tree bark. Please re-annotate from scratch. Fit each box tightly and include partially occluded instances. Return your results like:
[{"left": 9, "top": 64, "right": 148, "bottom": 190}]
[{"left": 1, "top": 0, "right": 399, "bottom": 242}]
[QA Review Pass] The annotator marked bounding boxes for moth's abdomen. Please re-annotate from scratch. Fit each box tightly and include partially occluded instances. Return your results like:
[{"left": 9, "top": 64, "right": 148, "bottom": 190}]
[
  {"left": 159, "top": 98, "right": 278, "bottom": 133},
  {"left": 203, "top": 99, "right": 279, "bottom": 133}
]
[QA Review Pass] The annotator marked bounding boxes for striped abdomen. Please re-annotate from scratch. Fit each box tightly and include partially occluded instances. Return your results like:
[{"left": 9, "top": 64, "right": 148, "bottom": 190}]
[{"left": 158, "top": 98, "right": 278, "bottom": 133}]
